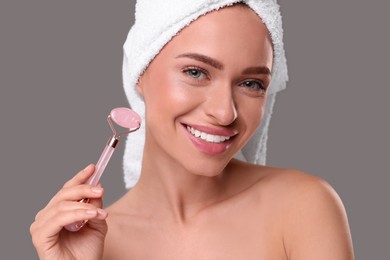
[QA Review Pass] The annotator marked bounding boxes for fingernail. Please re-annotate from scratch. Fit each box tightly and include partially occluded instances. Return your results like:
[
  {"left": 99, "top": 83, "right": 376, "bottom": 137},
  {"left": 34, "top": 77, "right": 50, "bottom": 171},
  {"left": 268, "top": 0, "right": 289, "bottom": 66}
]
[
  {"left": 91, "top": 187, "right": 103, "bottom": 193},
  {"left": 86, "top": 209, "right": 97, "bottom": 215},
  {"left": 83, "top": 164, "right": 91, "bottom": 171}
]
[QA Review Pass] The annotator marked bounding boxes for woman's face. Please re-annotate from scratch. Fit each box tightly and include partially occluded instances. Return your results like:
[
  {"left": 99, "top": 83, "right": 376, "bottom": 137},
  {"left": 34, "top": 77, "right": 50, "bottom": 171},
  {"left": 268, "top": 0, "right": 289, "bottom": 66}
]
[{"left": 138, "top": 5, "right": 273, "bottom": 176}]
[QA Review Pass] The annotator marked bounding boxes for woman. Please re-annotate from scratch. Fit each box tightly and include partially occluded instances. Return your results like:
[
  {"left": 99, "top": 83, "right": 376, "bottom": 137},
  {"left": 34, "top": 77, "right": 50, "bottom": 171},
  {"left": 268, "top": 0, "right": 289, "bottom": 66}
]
[{"left": 30, "top": 0, "right": 354, "bottom": 259}]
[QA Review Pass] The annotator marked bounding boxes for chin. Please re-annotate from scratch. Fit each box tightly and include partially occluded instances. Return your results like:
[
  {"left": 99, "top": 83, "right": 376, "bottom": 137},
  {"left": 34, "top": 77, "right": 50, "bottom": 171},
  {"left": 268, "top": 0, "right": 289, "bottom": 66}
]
[{"left": 178, "top": 153, "right": 233, "bottom": 178}]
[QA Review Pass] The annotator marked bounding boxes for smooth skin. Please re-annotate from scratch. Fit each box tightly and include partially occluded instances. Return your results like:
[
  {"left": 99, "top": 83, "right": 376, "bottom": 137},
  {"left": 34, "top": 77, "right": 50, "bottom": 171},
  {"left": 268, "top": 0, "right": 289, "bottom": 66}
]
[{"left": 31, "top": 4, "right": 354, "bottom": 260}]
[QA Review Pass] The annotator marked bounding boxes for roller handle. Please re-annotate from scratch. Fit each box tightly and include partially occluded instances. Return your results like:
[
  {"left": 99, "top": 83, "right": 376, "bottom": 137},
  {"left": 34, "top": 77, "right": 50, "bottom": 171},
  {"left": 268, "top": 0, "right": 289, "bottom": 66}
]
[{"left": 64, "top": 141, "right": 116, "bottom": 232}]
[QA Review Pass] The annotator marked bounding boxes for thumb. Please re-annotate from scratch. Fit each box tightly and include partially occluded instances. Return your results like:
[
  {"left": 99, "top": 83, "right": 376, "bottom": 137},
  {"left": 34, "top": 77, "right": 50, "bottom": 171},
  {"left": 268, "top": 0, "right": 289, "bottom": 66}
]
[
  {"left": 86, "top": 207, "right": 108, "bottom": 236},
  {"left": 86, "top": 184, "right": 107, "bottom": 234}
]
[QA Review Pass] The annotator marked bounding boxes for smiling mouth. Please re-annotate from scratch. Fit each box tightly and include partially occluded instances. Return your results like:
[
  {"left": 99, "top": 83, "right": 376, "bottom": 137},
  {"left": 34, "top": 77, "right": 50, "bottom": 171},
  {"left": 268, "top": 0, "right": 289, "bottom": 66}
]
[{"left": 185, "top": 125, "right": 234, "bottom": 143}]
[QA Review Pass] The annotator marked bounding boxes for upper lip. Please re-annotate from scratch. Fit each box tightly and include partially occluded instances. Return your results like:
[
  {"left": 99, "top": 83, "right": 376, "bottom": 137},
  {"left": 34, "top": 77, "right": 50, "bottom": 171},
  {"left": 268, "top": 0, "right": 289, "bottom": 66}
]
[{"left": 182, "top": 123, "right": 238, "bottom": 137}]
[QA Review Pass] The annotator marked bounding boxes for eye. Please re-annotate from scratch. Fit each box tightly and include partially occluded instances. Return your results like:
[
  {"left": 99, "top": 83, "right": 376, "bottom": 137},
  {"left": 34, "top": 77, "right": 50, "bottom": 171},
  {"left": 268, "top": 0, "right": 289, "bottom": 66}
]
[
  {"left": 182, "top": 67, "right": 208, "bottom": 80},
  {"left": 240, "top": 80, "right": 267, "bottom": 93}
]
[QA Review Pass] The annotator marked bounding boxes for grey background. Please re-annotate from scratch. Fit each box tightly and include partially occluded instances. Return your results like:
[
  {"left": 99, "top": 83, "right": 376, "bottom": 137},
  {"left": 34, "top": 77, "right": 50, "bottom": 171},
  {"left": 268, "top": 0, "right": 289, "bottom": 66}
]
[{"left": 1, "top": 0, "right": 388, "bottom": 259}]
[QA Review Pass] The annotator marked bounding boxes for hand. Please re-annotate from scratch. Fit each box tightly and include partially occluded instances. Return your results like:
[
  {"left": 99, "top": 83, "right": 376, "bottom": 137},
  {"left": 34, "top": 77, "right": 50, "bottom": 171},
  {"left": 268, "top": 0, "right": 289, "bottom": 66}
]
[{"left": 30, "top": 164, "right": 108, "bottom": 260}]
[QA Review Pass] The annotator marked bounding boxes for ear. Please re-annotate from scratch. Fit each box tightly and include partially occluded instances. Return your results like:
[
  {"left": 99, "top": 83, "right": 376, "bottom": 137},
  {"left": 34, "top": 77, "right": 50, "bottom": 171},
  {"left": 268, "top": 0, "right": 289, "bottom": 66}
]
[{"left": 136, "top": 76, "right": 144, "bottom": 96}]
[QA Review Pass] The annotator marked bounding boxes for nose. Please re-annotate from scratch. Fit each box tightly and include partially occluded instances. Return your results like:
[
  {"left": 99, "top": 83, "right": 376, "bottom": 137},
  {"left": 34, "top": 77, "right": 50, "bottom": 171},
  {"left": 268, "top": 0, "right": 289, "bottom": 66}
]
[{"left": 204, "top": 83, "right": 238, "bottom": 126}]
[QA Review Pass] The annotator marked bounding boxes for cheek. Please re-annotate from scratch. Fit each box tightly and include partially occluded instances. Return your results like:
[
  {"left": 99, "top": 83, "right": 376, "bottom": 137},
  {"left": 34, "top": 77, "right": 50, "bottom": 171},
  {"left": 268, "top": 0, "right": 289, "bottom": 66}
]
[
  {"left": 143, "top": 70, "right": 200, "bottom": 121},
  {"left": 249, "top": 106, "right": 264, "bottom": 129},
  {"left": 237, "top": 96, "right": 266, "bottom": 131}
]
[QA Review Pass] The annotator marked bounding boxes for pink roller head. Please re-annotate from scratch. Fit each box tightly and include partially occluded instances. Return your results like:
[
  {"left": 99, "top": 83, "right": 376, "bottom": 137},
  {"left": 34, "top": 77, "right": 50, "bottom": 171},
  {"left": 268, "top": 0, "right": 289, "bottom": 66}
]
[{"left": 110, "top": 107, "right": 141, "bottom": 129}]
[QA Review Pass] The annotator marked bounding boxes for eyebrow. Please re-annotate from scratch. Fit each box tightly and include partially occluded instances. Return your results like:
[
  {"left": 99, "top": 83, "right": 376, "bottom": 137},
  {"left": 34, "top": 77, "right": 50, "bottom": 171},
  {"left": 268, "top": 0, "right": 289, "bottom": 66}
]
[
  {"left": 175, "top": 53, "right": 224, "bottom": 70},
  {"left": 175, "top": 52, "right": 271, "bottom": 75},
  {"left": 242, "top": 66, "right": 271, "bottom": 76}
]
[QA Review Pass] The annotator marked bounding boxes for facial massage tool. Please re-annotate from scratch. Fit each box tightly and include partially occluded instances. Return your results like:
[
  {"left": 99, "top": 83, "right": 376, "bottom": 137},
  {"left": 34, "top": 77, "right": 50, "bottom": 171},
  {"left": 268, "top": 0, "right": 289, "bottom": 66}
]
[{"left": 64, "top": 107, "right": 141, "bottom": 232}]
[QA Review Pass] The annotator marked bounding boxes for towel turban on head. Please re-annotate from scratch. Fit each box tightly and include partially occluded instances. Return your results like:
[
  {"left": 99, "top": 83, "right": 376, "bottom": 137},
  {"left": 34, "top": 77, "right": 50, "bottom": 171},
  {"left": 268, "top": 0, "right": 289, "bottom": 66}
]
[{"left": 122, "top": 0, "right": 288, "bottom": 188}]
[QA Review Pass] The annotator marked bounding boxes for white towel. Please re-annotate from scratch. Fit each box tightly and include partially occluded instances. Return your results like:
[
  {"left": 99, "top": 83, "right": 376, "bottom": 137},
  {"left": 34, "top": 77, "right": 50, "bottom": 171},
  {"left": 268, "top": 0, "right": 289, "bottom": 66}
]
[{"left": 122, "top": 0, "right": 288, "bottom": 188}]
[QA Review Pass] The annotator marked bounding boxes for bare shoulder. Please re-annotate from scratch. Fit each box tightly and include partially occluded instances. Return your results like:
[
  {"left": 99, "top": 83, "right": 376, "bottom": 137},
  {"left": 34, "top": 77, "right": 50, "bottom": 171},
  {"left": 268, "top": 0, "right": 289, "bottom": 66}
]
[
  {"left": 230, "top": 159, "right": 339, "bottom": 200},
  {"left": 256, "top": 165, "right": 342, "bottom": 204},
  {"left": 246, "top": 164, "right": 354, "bottom": 260}
]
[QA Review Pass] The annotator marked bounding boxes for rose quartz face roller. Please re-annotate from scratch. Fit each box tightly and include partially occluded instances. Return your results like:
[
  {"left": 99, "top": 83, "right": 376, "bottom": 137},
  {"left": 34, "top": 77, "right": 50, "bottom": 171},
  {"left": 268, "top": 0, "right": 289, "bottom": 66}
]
[{"left": 65, "top": 107, "right": 141, "bottom": 232}]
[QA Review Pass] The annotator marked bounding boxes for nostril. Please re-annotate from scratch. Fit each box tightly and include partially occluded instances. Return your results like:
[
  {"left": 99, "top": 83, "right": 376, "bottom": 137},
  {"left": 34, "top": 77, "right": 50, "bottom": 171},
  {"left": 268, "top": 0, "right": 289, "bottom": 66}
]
[
  {"left": 204, "top": 86, "right": 237, "bottom": 125},
  {"left": 209, "top": 102, "right": 237, "bottom": 126}
]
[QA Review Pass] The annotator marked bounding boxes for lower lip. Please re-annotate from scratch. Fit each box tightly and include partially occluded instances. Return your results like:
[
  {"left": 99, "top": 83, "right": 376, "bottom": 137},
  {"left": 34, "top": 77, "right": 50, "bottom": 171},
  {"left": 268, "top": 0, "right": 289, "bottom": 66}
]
[{"left": 182, "top": 125, "right": 234, "bottom": 155}]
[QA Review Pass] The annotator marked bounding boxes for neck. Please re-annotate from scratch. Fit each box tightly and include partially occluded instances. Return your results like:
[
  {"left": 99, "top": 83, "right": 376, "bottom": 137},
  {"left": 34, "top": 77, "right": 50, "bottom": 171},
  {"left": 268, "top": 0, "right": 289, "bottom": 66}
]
[{"left": 131, "top": 141, "right": 233, "bottom": 224}]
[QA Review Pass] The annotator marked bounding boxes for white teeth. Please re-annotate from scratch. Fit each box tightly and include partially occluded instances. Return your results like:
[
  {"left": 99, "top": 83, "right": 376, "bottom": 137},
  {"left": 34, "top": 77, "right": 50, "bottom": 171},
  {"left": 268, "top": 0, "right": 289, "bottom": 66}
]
[
  {"left": 213, "top": 135, "right": 221, "bottom": 143},
  {"left": 186, "top": 126, "right": 231, "bottom": 143}
]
